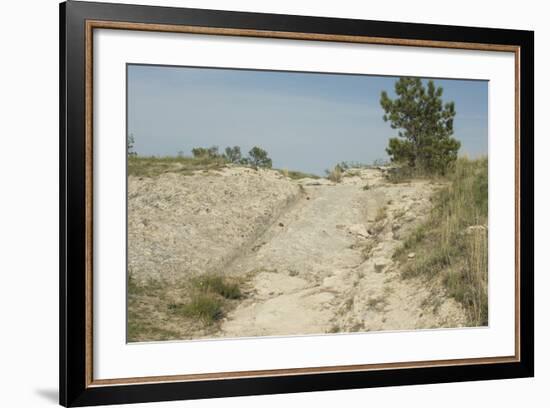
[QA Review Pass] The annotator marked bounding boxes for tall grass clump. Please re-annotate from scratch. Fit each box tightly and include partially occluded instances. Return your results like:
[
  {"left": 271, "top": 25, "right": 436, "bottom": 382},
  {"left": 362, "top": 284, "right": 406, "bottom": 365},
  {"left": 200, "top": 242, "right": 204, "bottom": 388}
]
[
  {"left": 326, "top": 165, "right": 343, "bottom": 183},
  {"left": 394, "top": 157, "right": 488, "bottom": 326},
  {"left": 192, "top": 274, "right": 242, "bottom": 300},
  {"left": 168, "top": 295, "right": 223, "bottom": 323},
  {"left": 168, "top": 274, "right": 243, "bottom": 325}
]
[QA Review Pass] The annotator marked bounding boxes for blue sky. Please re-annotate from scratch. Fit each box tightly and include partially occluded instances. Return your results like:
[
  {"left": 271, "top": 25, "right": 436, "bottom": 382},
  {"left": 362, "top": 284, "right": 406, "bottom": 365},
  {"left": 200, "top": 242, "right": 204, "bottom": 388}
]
[{"left": 128, "top": 64, "right": 488, "bottom": 176}]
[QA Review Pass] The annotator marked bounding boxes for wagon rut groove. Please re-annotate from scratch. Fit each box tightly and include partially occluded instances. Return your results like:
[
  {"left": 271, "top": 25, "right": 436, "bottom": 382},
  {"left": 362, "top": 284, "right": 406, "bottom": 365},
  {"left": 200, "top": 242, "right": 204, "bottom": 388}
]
[{"left": 216, "top": 169, "right": 467, "bottom": 338}]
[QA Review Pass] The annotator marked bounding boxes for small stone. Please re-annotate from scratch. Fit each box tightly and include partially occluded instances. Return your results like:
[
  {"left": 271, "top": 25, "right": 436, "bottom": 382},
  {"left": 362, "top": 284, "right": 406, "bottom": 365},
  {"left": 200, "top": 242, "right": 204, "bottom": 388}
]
[
  {"left": 278, "top": 222, "right": 284, "bottom": 227},
  {"left": 374, "top": 258, "right": 389, "bottom": 272},
  {"left": 407, "top": 252, "right": 416, "bottom": 259},
  {"left": 348, "top": 224, "right": 370, "bottom": 238}
]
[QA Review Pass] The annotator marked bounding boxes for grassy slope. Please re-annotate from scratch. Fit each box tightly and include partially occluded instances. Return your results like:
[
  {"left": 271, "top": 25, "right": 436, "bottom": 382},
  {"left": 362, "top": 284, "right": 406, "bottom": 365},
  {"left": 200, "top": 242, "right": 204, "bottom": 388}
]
[
  {"left": 393, "top": 157, "right": 488, "bottom": 326},
  {"left": 128, "top": 156, "right": 320, "bottom": 180},
  {"left": 128, "top": 155, "right": 227, "bottom": 177}
]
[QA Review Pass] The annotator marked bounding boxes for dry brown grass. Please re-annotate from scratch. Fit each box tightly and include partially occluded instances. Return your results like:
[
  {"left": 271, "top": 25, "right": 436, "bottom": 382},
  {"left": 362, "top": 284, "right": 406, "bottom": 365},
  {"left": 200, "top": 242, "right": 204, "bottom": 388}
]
[
  {"left": 327, "top": 165, "right": 343, "bottom": 183},
  {"left": 375, "top": 206, "right": 388, "bottom": 222},
  {"left": 278, "top": 168, "right": 320, "bottom": 180},
  {"left": 128, "top": 155, "right": 227, "bottom": 177}
]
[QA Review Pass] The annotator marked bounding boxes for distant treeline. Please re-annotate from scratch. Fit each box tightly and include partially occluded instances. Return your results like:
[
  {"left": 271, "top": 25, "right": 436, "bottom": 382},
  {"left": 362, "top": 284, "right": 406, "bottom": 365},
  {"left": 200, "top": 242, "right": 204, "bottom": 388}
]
[
  {"left": 128, "top": 138, "right": 274, "bottom": 170},
  {"left": 190, "top": 145, "right": 272, "bottom": 169}
]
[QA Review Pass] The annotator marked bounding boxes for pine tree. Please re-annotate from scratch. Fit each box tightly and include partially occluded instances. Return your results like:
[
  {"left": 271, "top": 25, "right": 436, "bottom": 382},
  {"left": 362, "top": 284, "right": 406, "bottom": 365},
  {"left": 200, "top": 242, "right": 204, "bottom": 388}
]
[{"left": 380, "top": 77, "right": 460, "bottom": 174}]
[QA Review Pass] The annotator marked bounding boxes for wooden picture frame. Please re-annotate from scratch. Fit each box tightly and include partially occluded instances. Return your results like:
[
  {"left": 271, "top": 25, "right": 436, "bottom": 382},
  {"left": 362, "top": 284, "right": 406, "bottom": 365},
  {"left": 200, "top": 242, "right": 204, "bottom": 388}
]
[{"left": 60, "top": 1, "right": 534, "bottom": 406}]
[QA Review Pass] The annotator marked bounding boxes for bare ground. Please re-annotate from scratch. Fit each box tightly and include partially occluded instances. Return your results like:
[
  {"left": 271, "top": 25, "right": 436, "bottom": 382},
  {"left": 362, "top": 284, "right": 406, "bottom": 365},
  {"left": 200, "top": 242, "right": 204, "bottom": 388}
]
[
  {"left": 218, "top": 169, "right": 467, "bottom": 338},
  {"left": 128, "top": 167, "right": 301, "bottom": 283},
  {"left": 128, "top": 166, "right": 467, "bottom": 341}
]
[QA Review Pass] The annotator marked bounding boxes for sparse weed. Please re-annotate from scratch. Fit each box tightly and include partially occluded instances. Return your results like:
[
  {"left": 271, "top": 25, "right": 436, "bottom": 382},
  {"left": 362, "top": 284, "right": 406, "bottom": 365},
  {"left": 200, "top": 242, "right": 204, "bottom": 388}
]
[
  {"left": 288, "top": 269, "right": 299, "bottom": 277},
  {"left": 393, "top": 208, "right": 407, "bottom": 219},
  {"left": 360, "top": 240, "right": 376, "bottom": 260},
  {"left": 278, "top": 169, "right": 320, "bottom": 180},
  {"left": 367, "top": 296, "right": 387, "bottom": 312},
  {"left": 328, "top": 325, "right": 341, "bottom": 333},
  {"left": 375, "top": 206, "right": 387, "bottom": 222},
  {"left": 327, "top": 165, "right": 343, "bottom": 183}
]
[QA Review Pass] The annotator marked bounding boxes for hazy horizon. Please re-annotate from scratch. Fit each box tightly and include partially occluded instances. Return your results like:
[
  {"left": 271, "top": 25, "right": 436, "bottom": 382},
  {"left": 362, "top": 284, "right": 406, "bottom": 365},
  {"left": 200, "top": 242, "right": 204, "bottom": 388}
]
[{"left": 127, "top": 64, "right": 488, "bottom": 176}]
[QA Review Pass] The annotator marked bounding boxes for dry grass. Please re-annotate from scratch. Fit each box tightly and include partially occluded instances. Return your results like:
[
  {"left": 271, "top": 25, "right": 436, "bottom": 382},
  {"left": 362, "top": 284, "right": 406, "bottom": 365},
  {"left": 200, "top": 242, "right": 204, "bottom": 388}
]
[
  {"left": 360, "top": 240, "right": 376, "bottom": 261},
  {"left": 128, "top": 155, "right": 227, "bottom": 177},
  {"left": 277, "top": 169, "right": 320, "bottom": 180},
  {"left": 385, "top": 165, "right": 446, "bottom": 184},
  {"left": 327, "top": 165, "right": 343, "bottom": 183},
  {"left": 375, "top": 206, "right": 388, "bottom": 222},
  {"left": 393, "top": 157, "right": 488, "bottom": 326}
]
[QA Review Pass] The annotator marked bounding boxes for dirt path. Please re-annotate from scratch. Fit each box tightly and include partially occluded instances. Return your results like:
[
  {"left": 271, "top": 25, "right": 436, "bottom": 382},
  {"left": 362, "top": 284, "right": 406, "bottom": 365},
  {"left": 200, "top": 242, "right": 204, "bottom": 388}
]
[{"left": 220, "top": 169, "right": 467, "bottom": 338}]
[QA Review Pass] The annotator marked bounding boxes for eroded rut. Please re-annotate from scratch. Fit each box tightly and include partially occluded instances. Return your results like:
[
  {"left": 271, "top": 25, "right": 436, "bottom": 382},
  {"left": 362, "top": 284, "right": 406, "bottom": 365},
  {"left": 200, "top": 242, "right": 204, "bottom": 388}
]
[{"left": 219, "top": 169, "right": 467, "bottom": 338}]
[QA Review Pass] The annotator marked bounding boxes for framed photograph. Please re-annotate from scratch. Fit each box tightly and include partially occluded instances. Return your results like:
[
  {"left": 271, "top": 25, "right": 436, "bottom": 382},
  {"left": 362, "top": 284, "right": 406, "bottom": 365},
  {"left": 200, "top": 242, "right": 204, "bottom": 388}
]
[{"left": 60, "top": 1, "right": 534, "bottom": 406}]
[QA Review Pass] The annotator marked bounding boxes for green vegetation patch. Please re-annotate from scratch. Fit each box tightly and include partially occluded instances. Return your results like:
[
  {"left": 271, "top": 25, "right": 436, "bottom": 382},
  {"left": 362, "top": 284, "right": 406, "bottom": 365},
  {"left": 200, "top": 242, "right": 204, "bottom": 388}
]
[
  {"left": 168, "top": 294, "right": 223, "bottom": 323},
  {"left": 127, "top": 272, "right": 244, "bottom": 341},
  {"left": 168, "top": 274, "right": 243, "bottom": 324},
  {"left": 191, "top": 274, "right": 242, "bottom": 300}
]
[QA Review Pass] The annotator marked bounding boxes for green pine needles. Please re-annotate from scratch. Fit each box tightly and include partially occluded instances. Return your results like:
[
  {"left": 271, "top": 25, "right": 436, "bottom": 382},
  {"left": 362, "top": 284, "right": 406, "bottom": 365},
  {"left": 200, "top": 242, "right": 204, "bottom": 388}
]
[{"left": 380, "top": 77, "right": 461, "bottom": 174}]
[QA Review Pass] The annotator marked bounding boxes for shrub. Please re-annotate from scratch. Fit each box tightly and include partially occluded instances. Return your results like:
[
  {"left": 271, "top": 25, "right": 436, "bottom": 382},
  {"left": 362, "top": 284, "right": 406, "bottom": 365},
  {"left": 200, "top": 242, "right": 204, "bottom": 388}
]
[
  {"left": 192, "top": 146, "right": 220, "bottom": 158},
  {"left": 248, "top": 146, "right": 272, "bottom": 168},
  {"left": 224, "top": 146, "right": 242, "bottom": 163}
]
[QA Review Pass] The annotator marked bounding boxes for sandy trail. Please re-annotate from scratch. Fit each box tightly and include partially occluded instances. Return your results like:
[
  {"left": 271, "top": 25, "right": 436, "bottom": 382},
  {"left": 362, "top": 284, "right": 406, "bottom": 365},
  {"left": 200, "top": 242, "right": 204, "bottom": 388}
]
[{"left": 220, "top": 169, "right": 467, "bottom": 337}]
